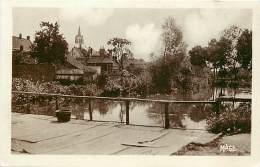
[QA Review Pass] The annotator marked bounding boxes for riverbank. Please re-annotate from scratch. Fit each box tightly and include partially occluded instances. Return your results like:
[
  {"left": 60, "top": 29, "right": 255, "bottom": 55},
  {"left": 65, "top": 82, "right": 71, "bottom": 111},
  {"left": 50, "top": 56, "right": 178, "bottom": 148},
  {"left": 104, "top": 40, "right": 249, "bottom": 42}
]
[{"left": 172, "top": 133, "right": 250, "bottom": 155}]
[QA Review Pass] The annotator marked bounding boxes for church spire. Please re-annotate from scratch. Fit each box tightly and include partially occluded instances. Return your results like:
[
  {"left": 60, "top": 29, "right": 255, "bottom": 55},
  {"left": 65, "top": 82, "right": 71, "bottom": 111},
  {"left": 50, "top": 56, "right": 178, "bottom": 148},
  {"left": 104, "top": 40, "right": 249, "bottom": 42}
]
[
  {"left": 75, "top": 26, "right": 84, "bottom": 49},
  {"left": 78, "top": 26, "right": 81, "bottom": 36}
]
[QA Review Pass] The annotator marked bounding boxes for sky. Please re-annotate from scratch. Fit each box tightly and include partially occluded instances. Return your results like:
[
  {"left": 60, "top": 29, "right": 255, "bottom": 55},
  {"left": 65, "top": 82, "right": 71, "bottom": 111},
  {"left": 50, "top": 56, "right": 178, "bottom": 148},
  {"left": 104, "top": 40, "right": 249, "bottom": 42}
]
[{"left": 13, "top": 8, "right": 252, "bottom": 61}]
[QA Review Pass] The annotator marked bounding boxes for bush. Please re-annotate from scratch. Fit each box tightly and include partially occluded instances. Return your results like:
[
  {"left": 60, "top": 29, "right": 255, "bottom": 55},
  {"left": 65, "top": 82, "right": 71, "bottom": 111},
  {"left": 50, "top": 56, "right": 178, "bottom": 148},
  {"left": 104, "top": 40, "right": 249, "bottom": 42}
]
[
  {"left": 97, "top": 72, "right": 108, "bottom": 89},
  {"left": 101, "top": 79, "right": 121, "bottom": 97},
  {"left": 206, "top": 103, "right": 251, "bottom": 134},
  {"left": 12, "top": 78, "right": 101, "bottom": 106}
]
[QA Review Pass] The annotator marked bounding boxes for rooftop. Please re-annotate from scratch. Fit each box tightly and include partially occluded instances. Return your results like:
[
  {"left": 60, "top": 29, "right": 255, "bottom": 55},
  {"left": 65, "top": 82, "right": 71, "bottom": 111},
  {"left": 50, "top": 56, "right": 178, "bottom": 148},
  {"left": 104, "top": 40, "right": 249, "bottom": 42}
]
[{"left": 86, "top": 56, "right": 113, "bottom": 64}]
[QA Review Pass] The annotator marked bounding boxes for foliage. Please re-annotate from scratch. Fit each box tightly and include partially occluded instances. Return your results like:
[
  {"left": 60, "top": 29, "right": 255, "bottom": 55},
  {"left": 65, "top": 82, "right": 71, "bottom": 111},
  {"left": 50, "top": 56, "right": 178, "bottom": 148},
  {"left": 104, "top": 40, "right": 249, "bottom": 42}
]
[
  {"left": 12, "top": 78, "right": 100, "bottom": 104},
  {"left": 97, "top": 72, "right": 109, "bottom": 89},
  {"left": 107, "top": 38, "right": 131, "bottom": 70},
  {"left": 134, "top": 74, "right": 149, "bottom": 97},
  {"left": 189, "top": 46, "right": 208, "bottom": 67},
  {"left": 162, "top": 17, "right": 186, "bottom": 57},
  {"left": 101, "top": 79, "right": 121, "bottom": 97},
  {"left": 12, "top": 51, "right": 37, "bottom": 65},
  {"left": 205, "top": 26, "right": 252, "bottom": 82},
  {"left": 101, "top": 70, "right": 149, "bottom": 97},
  {"left": 176, "top": 67, "right": 193, "bottom": 92},
  {"left": 149, "top": 17, "right": 187, "bottom": 94},
  {"left": 150, "top": 59, "right": 171, "bottom": 93},
  {"left": 221, "top": 26, "right": 242, "bottom": 68},
  {"left": 31, "top": 22, "right": 68, "bottom": 64},
  {"left": 162, "top": 17, "right": 186, "bottom": 73},
  {"left": 125, "top": 62, "right": 144, "bottom": 75},
  {"left": 237, "top": 29, "right": 252, "bottom": 70},
  {"left": 214, "top": 37, "right": 233, "bottom": 70},
  {"left": 206, "top": 103, "right": 251, "bottom": 134}
]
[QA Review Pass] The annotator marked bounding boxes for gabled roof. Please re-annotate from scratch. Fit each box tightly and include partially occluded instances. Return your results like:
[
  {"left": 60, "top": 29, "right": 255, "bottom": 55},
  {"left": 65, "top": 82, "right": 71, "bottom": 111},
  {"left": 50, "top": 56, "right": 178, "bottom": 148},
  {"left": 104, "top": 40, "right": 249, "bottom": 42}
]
[
  {"left": 86, "top": 56, "right": 113, "bottom": 64},
  {"left": 12, "top": 36, "right": 32, "bottom": 51},
  {"left": 65, "top": 53, "right": 97, "bottom": 74}
]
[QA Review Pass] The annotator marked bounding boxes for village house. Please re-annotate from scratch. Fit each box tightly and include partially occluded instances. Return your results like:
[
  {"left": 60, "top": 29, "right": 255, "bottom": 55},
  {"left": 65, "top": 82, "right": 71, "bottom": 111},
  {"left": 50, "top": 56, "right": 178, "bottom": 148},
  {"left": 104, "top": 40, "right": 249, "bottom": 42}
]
[
  {"left": 85, "top": 48, "right": 114, "bottom": 74},
  {"left": 12, "top": 33, "right": 31, "bottom": 52},
  {"left": 12, "top": 33, "right": 56, "bottom": 82},
  {"left": 12, "top": 33, "right": 36, "bottom": 64},
  {"left": 58, "top": 27, "right": 98, "bottom": 82},
  {"left": 67, "top": 26, "right": 117, "bottom": 75}
]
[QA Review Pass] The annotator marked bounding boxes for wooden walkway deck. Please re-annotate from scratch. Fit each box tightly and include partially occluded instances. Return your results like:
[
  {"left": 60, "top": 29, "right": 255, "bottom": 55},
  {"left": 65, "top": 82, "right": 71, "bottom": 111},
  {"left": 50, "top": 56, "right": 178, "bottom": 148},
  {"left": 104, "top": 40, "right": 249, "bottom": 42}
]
[{"left": 12, "top": 113, "right": 220, "bottom": 155}]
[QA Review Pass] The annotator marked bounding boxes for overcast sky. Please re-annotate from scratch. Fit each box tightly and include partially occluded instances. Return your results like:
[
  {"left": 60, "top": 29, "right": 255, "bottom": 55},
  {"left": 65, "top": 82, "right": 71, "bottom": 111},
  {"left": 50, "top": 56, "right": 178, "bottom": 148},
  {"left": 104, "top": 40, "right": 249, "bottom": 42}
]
[{"left": 13, "top": 8, "right": 252, "bottom": 61}]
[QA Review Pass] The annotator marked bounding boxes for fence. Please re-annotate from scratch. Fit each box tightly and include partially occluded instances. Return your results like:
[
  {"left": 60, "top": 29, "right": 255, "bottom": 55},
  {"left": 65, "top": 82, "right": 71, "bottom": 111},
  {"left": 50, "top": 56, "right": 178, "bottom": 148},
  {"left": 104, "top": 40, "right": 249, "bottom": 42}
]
[{"left": 11, "top": 91, "right": 251, "bottom": 129}]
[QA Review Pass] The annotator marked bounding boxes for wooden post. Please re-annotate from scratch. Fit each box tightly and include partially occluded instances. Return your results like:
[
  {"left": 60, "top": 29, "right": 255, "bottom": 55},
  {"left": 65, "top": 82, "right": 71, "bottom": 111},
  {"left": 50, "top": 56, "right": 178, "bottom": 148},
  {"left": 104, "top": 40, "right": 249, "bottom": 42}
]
[
  {"left": 214, "top": 100, "right": 221, "bottom": 114},
  {"left": 125, "top": 100, "right": 130, "bottom": 125},
  {"left": 26, "top": 94, "right": 31, "bottom": 114},
  {"left": 89, "top": 99, "right": 92, "bottom": 121},
  {"left": 164, "top": 102, "right": 170, "bottom": 129},
  {"left": 55, "top": 96, "right": 59, "bottom": 110}
]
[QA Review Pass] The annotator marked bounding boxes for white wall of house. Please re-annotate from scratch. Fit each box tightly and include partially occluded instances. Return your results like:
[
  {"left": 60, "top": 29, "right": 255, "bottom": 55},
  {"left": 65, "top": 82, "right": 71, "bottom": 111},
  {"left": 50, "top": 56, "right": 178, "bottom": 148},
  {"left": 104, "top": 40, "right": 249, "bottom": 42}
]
[{"left": 87, "top": 66, "right": 101, "bottom": 75}]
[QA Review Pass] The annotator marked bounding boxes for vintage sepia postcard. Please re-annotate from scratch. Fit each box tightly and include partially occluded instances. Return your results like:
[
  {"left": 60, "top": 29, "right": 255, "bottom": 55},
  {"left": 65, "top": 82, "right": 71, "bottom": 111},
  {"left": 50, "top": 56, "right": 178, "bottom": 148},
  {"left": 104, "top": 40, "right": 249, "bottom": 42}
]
[{"left": 0, "top": 0, "right": 260, "bottom": 167}]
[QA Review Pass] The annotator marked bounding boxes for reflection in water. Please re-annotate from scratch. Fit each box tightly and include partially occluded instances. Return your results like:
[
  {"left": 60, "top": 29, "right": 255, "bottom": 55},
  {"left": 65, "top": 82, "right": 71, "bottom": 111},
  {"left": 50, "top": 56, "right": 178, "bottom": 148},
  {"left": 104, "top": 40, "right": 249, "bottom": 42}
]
[{"left": 12, "top": 87, "right": 251, "bottom": 130}]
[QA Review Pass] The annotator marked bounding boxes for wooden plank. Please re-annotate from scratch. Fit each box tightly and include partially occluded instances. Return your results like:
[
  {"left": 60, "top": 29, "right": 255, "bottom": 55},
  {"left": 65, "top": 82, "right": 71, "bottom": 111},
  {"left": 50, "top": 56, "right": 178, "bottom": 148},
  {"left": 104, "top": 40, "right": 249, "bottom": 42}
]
[
  {"left": 216, "top": 96, "right": 251, "bottom": 102},
  {"left": 12, "top": 114, "right": 106, "bottom": 143},
  {"left": 114, "top": 130, "right": 214, "bottom": 155},
  {"left": 12, "top": 113, "right": 220, "bottom": 155},
  {"left": 48, "top": 125, "right": 163, "bottom": 154},
  {"left": 14, "top": 122, "right": 117, "bottom": 154}
]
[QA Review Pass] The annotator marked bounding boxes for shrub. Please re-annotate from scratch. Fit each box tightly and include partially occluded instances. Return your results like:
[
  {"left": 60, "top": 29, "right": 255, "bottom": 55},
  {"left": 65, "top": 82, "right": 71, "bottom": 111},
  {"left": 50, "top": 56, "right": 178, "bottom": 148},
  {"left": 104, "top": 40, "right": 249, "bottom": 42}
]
[
  {"left": 101, "top": 79, "right": 121, "bottom": 97},
  {"left": 97, "top": 72, "right": 108, "bottom": 89},
  {"left": 206, "top": 102, "right": 251, "bottom": 134}
]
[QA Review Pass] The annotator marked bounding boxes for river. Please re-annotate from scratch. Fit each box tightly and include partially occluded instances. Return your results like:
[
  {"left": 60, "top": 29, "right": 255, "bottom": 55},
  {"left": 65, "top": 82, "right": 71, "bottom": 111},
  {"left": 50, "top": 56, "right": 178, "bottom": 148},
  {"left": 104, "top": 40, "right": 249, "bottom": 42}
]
[{"left": 68, "top": 87, "right": 251, "bottom": 130}]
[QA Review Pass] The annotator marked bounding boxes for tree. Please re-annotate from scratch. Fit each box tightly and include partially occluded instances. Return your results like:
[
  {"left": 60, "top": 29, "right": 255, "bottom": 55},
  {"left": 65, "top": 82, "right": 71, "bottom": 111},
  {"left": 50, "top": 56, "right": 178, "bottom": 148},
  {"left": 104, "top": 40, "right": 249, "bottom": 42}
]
[
  {"left": 237, "top": 29, "right": 252, "bottom": 70},
  {"left": 220, "top": 26, "right": 243, "bottom": 80},
  {"left": 31, "top": 22, "right": 68, "bottom": 64},
  {"left": 162, "top": 17, "right": 186, "bottom": 72},
  {"left": 207, "top": 37, "right": 232, "bottom": 78},
  {"left": 176, "top": 67, "right": 192, "bottom": 93},
  {"left": 150, "top": 17, "right": 187, "bottom": 94},
  {"left": 215, "top": 37, "right": 232, "bottom": 71},
  {"left": 107, "top": 38, "right": 131, "bottom": 70},
  {"left": 189, "top": 45, "right": 208, "bottom": 67},
  {"left": 150, "top": 59, "right": 171, "bottom": 93}
]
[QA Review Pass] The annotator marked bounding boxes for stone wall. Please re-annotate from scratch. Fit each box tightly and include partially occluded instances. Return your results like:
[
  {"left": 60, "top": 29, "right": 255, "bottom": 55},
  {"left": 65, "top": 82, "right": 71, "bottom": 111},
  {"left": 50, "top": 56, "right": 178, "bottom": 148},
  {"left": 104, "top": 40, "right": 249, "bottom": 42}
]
[{"left": 13, "top": 64, "right": 55, "bottom": 82}]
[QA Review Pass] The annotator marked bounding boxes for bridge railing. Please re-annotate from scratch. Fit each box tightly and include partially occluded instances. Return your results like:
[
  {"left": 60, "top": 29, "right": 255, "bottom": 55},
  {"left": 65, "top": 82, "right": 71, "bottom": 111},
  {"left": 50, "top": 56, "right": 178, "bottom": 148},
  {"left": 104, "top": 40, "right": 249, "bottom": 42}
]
[{"left": 11, "top": 91, "right": 251, "bottom": 129}]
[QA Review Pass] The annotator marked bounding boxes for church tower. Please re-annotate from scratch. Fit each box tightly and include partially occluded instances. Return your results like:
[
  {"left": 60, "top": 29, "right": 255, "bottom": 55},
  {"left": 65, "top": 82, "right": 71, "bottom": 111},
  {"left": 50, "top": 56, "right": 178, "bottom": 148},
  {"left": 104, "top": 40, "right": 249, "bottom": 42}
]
[{"left": 75, "top": 26, "right": 84, "bottom": 49}]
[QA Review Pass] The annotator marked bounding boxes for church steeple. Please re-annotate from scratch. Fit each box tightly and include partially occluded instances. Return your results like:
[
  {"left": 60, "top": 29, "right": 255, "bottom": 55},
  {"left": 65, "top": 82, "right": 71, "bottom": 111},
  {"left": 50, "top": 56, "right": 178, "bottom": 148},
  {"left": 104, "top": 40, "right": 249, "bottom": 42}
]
[
  {"left": 75, "top": 26, "right": 84, "bottom": 49},
  {"left": 78, "top": 26, "right": 81, "bottom": 36}
]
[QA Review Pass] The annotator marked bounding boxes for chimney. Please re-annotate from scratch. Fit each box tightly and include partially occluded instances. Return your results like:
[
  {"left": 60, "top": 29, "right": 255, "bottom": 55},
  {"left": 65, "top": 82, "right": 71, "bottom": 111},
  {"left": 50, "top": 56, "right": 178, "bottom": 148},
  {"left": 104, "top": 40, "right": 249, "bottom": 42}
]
[
  {"left": 19, "top": 33, "right": 22, "bottom": 39},
  {"left": 27, "top": 36, "right": 30, "bottom": 40},
  {"left": 99, "top": 48, "right": 105, "bottom": 56},
  {"left": 108, "top": 49, "right": 112, "bottom": 56}
]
